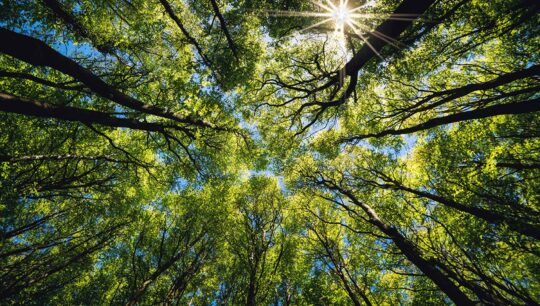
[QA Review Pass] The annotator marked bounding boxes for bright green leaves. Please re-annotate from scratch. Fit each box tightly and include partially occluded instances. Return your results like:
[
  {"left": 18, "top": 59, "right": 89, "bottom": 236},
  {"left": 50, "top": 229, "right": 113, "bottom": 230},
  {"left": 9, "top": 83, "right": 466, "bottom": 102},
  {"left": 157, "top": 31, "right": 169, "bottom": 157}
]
[{"left": 1, "top": 0, "right": 539, "bottom": 304}]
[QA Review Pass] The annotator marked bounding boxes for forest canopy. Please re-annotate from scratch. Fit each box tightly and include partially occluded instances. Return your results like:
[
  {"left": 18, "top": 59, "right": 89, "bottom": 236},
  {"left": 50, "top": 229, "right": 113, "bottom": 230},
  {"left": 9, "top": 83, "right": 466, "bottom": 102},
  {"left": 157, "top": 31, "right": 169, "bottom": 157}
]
[{"left": 0, "top": 0, "right": 539, "bottom": 305}]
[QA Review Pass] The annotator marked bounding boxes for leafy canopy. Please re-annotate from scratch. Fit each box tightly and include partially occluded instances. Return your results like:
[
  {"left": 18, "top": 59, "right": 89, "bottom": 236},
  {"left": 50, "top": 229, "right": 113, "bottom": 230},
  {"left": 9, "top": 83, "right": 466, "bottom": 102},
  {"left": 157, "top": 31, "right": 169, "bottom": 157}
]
[{"left": 0, "top": 0, "right": 539, "bottom": 305}]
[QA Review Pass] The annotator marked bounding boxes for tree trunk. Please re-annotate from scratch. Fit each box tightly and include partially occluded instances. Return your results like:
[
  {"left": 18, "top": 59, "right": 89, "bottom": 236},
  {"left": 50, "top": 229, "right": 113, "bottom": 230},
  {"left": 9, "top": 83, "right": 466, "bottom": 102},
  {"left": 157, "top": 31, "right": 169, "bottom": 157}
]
[
  {"left": 380, "top": 182, "right": 540, "bottom": 239},
  {"left": 0, "top": 92, "right": 170, "bottom": 133},
  {"left": 324, "top": 184, "right": 475, "bottom": 305},
  {"left": 343, "top": 97, "right": 540, "bottom": 141},
  {"left": 246, "top": 270, "right": 257, "bottom": 306},
  {"left": 0, "top": 28, "right": 213, "bottom": 129}
]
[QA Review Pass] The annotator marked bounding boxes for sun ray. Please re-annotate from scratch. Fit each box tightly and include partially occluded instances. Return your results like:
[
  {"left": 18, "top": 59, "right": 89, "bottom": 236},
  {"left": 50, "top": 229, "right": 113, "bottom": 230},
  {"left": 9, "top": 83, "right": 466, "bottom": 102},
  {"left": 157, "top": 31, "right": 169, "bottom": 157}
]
[
  {"left": 348, "top": 19, "right": 404, "bottom": 49},
  {"left": 298, "top": 18, "right": 336, "bottom": 34},
  {"left": 266, "top": 10, "right": 332, "bottom": 18},
  {"left": 346, "top": 20, "right": 383, "bottom": 59},
  {"left": 264, "top": 0, "right": 401, "bottom": 60},
  {"left": 324, "top": 0, "right": 338, "bottom": 10}
]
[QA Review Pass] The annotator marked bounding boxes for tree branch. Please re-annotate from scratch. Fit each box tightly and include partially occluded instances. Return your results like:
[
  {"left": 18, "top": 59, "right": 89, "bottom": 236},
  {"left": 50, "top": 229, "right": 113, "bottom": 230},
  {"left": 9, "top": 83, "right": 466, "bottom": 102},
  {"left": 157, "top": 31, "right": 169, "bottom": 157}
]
[
  {"left": 0, "top": 28, "right": 218, "bottom": 130},
  {"left": 208, "top": 0, "right": 238, "bottom": 58},
  {"left": 341, "top": 97, "right": 540, "bottom": 141}
]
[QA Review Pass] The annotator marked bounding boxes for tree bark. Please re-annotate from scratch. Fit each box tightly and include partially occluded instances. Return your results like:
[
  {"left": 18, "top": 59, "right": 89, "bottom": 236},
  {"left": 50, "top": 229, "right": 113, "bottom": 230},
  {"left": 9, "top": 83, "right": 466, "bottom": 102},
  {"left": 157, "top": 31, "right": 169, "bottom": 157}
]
[
  {"left": 342, "top": 97, "right": 540, "bottom": 141},
  {"left": 0, "top": 28, "right": 215, "bottom": 129},
  {"left": 0, "top": 92, "right": 180, "bottom": 134},
  {"left": 344, "top": 0, "right": 437, "bottom": 77},
  {"left": 379, "top": 181, "right": 540, "bottom": 239},
  {"left": 246, "top": 270, "right": 257, "bottom": 306},
  {"left": 393, "top": 64, "right": 540, "bottom": 116},
  {"left": 209, "top": 0, "right": 238, "bottom": 57},
  {"left": 319, "top": 181, "right": 475, "bottom": 305}
]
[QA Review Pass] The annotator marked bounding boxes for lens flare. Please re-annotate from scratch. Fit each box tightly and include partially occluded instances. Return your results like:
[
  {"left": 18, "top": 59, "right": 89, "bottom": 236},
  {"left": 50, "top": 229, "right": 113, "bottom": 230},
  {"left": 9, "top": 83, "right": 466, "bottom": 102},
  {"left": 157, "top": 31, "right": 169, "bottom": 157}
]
[
  {"left": 333, "top": 2, "right": 351, "bottom": 33},
  {"left": 265, "top": 0, "right": 407, "bottom": 58}
]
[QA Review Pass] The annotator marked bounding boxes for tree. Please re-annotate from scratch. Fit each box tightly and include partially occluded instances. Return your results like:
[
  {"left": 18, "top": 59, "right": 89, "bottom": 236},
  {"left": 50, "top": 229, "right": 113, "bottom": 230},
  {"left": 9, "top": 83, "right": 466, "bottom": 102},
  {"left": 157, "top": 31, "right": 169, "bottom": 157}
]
[{"left": 1, "top": 0, "right": 539, "bottom": 304}]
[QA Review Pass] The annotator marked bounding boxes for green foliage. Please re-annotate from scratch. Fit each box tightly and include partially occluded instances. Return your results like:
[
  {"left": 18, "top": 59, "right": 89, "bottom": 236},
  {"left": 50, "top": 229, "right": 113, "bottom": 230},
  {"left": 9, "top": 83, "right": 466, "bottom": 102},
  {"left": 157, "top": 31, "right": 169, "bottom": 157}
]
[{"left": 0, "top": 0, "right": 539, "bottom": 305}]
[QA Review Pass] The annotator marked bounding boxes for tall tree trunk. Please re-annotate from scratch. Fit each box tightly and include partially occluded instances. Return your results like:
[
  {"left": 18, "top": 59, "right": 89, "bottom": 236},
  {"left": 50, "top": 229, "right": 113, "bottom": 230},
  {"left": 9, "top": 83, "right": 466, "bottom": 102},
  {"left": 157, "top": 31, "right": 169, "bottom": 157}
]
[
  {"left": 0, "top": 28, "right": 214, "bottom": 130},
  {"left": 246, "top": 270, "right": 257, "bottom": 306},
  {"left": 344, "top": 0, "right": 437, "bottom": 76},
  {"left": 377, "top": 180, "right": 540, "bottom": 239},
  {"left": 320, "top": 183, "right": 475, "bottom": 305},
  {"left": 343, "top": 97, "right": 540, "bottom": 141},
  {"left": 0, "top": 92, "right": 177, "bottom": 134}
]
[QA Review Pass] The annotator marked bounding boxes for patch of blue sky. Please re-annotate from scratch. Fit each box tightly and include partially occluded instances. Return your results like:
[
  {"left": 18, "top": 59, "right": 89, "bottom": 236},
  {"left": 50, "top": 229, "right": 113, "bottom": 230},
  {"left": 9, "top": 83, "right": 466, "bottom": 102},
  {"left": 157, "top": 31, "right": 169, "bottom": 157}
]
[
  {"left": 172, "top": 176, "right": 190, "bottom": 192},
  {"left": 398, "top": 134, "right": 418, "bottom": 158}
]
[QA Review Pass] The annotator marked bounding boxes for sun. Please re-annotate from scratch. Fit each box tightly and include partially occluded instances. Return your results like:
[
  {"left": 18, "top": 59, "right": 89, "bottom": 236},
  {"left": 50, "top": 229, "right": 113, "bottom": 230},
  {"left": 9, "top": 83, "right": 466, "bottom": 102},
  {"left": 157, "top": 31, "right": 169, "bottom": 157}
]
[
  {"left": 332, "top": 1, "right": 352, "bottom": 33},
  {"left": 266, "top": 0, "right": 405, "bottom": 58},
  {"left": 266, "top": 1, "right": 372, "bottom": 38}
]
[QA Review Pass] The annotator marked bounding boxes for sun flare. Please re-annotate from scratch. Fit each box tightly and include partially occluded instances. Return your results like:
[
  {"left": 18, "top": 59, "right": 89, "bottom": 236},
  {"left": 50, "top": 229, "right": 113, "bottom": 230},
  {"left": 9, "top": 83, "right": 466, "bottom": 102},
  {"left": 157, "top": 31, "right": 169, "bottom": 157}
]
[
  {"left": 266, "top": 0, "right": 409, "bottom": 59},
  {"left": 331, "top": 1, "right": 352, "bottom": 33}
]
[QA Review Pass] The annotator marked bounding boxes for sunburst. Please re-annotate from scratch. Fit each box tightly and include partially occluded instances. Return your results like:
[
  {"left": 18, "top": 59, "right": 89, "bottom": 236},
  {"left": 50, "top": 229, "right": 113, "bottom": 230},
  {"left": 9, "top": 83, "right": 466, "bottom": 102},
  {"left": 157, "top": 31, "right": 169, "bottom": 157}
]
[{"left": 267, "top": 0, "right": 411, "bottom": 58}]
